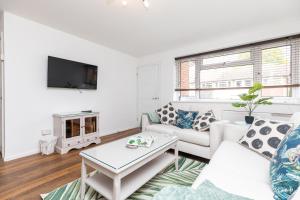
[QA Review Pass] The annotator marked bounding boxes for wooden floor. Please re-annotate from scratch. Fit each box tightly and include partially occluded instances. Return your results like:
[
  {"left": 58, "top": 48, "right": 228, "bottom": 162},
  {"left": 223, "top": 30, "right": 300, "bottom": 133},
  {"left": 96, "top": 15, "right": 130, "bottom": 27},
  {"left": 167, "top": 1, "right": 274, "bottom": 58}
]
[
  {"left": 0, "top": 128, "right": 209, "bottom": 200},
  {"left": 0, "top": 128, "right": 140, "bottom": 200}
]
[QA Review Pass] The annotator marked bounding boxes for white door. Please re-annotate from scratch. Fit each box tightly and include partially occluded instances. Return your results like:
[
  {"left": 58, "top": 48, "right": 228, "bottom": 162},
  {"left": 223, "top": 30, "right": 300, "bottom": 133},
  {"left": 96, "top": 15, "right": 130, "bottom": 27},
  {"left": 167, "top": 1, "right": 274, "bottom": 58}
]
[{"left": 137, "top": 64, "right": 160, "bottom": 121}]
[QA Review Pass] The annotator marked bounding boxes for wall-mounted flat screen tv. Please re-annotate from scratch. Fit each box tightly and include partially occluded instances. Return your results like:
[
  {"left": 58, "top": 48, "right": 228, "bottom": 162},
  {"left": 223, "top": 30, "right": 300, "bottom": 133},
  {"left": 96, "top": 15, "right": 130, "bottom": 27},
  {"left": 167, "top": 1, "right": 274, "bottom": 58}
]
[{"left": 47, "top": 56, "right": 98, "bottom": 89}]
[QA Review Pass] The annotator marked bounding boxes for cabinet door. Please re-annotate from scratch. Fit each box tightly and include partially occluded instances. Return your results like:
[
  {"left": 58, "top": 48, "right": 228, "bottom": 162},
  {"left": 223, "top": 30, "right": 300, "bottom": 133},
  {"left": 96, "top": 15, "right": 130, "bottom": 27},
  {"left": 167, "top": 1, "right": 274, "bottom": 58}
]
[
  {"left": 65, "top": 118, "right": 81, "bottom": 139},
  {"left": 84, "top": 115, "right": 98, "bottom": 135}
]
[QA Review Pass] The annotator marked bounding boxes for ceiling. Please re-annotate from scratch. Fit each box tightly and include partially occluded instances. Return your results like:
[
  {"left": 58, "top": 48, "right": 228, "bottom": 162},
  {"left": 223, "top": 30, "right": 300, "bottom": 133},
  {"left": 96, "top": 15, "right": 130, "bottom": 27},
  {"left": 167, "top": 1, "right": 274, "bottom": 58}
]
[{"left": 0, "top": 0, "right": 299, "bottom": 57}]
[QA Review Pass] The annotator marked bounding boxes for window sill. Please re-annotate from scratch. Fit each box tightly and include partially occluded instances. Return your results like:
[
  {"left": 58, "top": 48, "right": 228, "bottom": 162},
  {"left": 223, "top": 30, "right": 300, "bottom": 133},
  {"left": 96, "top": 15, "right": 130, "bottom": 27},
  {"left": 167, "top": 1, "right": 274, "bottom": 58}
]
[{"left": 173, "top": 98, "right": 300, "bottom": 105}]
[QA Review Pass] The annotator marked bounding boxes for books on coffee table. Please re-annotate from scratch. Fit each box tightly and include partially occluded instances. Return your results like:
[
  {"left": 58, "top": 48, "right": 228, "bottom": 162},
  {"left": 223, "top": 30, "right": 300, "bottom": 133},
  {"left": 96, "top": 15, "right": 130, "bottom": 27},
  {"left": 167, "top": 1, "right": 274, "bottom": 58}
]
[{"left": 127, "top": 135, "right": 154, "bottom": 148}]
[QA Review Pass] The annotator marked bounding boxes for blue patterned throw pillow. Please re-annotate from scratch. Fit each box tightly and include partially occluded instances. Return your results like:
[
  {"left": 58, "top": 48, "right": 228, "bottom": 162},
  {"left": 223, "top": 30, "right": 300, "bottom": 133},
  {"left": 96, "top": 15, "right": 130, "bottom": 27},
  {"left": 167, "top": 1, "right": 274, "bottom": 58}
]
[
  {"left": 270, "top": 125, "right": 300, "bottom": 200},
  {"left": 176, "top": 109, "right": 198, "bottom": 129}
]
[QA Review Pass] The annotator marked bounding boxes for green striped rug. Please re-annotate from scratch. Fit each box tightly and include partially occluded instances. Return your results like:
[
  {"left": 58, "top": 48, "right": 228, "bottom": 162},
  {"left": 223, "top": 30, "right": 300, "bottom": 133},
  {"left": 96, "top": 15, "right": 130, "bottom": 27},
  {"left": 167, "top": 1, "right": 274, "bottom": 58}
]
[{"left": 41, "top": 157, "right": 206, "bottom": 200}]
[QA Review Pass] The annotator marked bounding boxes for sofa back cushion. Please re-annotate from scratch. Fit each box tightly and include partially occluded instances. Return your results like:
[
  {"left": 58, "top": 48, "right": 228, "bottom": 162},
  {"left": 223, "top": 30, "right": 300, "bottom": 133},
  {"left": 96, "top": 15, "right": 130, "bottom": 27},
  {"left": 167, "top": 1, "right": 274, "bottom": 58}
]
[
  {"left": 270, "top": 125, "right": 300, "bottom": 200},
  {"left": 289, "top": 112, "right": 300, "bottom": 127},
  {"left": 172, "top": 102, "right": 222, "bottom": 120}
]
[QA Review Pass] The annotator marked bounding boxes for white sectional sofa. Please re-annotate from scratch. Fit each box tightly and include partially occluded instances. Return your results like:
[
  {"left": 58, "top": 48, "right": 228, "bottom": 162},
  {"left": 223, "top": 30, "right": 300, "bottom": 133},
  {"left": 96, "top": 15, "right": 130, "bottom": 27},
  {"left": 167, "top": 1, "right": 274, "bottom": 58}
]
[
  {"left": 191, "top": 117, "right": 300, "bottom": 200},
  {"left": 142, "top": 113, "right": 229, "bottom": 159}
]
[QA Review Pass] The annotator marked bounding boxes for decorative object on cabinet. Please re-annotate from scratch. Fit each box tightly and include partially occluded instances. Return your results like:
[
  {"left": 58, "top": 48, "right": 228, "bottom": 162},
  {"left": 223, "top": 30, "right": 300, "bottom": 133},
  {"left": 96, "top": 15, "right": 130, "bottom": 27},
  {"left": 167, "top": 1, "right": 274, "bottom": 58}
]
[{"left": 53, "top": 112, "right": 100, "bottom": 154}]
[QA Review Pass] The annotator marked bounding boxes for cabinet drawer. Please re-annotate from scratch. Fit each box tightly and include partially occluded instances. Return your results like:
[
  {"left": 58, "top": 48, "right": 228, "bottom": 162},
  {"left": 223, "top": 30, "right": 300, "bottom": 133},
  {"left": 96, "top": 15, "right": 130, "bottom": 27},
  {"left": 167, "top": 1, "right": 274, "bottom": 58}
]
[
  {"left": 63, "top": 139, "right": 82, "bottom": 148},
  {"left": 83, "top": 135, "right": 100, "bottom": 143}
]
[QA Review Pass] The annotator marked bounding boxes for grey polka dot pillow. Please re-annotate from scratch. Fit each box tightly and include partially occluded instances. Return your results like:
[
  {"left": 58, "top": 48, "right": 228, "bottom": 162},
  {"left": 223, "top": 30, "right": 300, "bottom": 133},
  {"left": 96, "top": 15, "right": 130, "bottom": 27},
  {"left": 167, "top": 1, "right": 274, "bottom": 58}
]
[
  {"left": 239, "top": 118, "right": 293, "bottom": 160},
  {"left": 193, "top": 110, "right": 217, "bottom": 131},
  {"left": 156, "top": 103, "right": 177, "bottom": 125}
]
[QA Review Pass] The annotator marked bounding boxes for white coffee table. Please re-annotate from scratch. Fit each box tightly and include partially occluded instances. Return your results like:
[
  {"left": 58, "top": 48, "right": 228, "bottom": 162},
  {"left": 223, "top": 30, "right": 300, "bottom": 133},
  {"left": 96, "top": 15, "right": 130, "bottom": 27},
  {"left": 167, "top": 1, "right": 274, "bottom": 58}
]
[{"left": 80, "top": 131, "right": 179, "bottom": 200}]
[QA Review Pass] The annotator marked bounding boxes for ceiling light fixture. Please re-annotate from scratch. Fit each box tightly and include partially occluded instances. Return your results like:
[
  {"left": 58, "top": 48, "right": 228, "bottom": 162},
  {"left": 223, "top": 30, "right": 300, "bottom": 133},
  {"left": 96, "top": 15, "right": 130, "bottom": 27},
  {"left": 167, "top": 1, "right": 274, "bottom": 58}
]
[
  {"left": 142, "top": 0, "right": 150, "bottom": 8},
  {"left": 118, "top": 0, "right": 150, "bottom": 9},
  {"left": 122, "top": 0, "right": 128, "bottom": 6}
]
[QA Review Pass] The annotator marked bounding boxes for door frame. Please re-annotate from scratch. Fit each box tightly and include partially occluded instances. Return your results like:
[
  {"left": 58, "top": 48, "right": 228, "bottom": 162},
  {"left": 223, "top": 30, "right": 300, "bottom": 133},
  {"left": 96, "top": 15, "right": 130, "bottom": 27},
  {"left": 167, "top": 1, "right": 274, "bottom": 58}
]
[
  {"left": 1, "top": 31, "right": 5, "bottom": 159},
  {"left": 136, "top": 63, "right": 161, "bottom": 124}
]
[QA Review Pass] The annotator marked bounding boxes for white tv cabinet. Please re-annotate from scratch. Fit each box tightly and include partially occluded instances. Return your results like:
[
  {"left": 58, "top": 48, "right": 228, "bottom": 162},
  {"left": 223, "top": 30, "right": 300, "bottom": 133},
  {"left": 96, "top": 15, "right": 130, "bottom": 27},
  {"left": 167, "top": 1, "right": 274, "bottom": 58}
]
[{"left": 53, "top": 112, "right": 100, "bottom": 154}]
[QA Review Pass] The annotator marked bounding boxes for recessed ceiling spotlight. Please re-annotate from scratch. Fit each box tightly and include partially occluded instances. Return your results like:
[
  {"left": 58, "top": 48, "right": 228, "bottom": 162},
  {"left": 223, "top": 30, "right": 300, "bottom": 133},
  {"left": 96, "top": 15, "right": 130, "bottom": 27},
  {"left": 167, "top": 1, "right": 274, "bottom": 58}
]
[
  {"left": 142, "top": 0, "right": 150, "bottom": 8},
  {"left": 119, "top": 0, "right": 149, "bottom": 9},
  {"left": 122, "top": 0, "right": 128, "bottom": 6}
]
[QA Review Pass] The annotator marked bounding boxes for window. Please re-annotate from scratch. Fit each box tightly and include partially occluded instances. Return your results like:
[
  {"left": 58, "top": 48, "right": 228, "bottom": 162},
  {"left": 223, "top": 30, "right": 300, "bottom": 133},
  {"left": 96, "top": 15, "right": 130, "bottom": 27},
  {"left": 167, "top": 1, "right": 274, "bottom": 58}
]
[
  {"left": 179, "top": 61, "right": 196, "bottom": 97},
  {"left": 203, "top": 52, "right": 251, "bottom": 65},
  {"left": 175, "top": 35, "right": 300, "bottom": 101},
  {"left": 261, "top": 46, "right": 291, "bottom": 97}
]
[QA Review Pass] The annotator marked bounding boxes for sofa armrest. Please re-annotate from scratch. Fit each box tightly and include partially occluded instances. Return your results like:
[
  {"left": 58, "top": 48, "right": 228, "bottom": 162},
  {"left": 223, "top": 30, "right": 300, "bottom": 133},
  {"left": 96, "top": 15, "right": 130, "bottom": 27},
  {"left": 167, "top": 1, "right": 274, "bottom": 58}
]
[
  {"left": 224, "top": 124, "right": 249, "bottom": 143},
  {"left": 141, "top": 113, "right": 151, "bottom": 132},
  {"left": 209, "top": 120, "right": 230, "bottom": 156}
]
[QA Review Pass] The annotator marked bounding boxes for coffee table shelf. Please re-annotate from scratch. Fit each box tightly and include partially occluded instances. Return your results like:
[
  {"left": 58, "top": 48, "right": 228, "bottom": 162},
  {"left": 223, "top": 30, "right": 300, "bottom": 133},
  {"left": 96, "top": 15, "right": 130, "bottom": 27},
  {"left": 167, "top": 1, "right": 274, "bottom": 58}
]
[
  {"left": 86, "top": 152, "right": 176, "bottom": 200},
  {"left": 80, "top": 132, "right": 178, "bottom": 200}
]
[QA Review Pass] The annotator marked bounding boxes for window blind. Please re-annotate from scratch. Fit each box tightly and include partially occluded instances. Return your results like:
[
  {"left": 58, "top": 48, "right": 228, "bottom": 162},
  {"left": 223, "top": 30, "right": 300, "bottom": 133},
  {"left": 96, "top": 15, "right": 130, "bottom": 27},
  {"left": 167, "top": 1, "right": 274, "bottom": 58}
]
[{"left": 175, "top": 35, "right": 300, "bottom": 100}]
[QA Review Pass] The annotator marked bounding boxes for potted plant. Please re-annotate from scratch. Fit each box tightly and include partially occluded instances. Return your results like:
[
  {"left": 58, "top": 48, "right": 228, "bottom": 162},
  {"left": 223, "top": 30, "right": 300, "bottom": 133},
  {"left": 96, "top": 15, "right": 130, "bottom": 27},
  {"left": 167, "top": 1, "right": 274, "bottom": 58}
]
[{"left": 232, "top": 82, "right": 272, "bottom": 124}]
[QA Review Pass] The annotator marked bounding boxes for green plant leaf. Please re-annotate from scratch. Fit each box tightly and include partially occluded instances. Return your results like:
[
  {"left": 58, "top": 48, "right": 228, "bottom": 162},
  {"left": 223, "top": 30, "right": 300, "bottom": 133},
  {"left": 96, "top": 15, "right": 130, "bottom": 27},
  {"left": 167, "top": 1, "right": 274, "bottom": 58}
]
[
  {"left": 249, "top": 82, "right": 263, "bottom": 94},
  {"left": 232, "top": 82, "right": 272, "bottom": 115},
  {"left": 254, "top": 97, "right": 273, "bottom": 105},
  {"left": 239, "top": 94, "right": 258, "bottom": 101},
  {"left": 232, "top": 102, "right": 247, "bottom": 108}
]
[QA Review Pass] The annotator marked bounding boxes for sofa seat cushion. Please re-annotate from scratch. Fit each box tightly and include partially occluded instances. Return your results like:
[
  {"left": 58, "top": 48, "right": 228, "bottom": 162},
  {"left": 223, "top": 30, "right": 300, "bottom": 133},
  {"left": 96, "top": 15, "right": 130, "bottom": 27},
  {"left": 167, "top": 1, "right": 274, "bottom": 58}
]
[
  {"left": 192, "top": 164, "right": 274, "bottom": 200},
  {"left": 145, "top": 124, "right": 181, "bottom": 135},
  {"left": 146, "top": 124, "right": 210, "bottom": 147},
  {"left": 174, "top": 129, "right": 210, "bottom": 146},
  {"left": 192, "top": 141, "right": 273, "bottom": 199}
]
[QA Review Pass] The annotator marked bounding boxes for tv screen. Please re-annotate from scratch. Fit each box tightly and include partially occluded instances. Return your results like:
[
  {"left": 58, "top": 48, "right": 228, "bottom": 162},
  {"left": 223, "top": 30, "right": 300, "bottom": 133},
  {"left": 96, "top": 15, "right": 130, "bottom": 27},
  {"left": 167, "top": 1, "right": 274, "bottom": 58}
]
[{"left": 47, "top": 56, "right": 98, "bottom": 89}]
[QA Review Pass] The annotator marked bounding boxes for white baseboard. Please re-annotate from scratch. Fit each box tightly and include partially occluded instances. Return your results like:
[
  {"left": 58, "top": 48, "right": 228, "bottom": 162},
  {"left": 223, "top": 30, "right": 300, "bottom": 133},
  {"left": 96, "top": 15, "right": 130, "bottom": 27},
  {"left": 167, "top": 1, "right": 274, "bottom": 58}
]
[
  {"left": 3, "top": 126, "right": 139, "bottom": 161},
  {"left": 101, "top": 126, "right": 139, "bottom": 136},
  {"left": 4, "top": 148, "right": 40, "bottom": 161}
]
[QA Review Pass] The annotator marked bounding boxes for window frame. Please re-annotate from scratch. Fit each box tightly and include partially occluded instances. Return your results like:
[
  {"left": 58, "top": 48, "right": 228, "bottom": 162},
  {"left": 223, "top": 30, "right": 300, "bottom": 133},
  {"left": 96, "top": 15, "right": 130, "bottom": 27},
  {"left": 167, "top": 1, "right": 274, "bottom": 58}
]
[
  {"left": 201, "top": 48, "right": 253, "bottom": 69},
  {"left": 175, "top": 36, "right": 300, "bottom": 102},
  {"left": 178, "top": 60, "right": 197, "bottom": 97}
]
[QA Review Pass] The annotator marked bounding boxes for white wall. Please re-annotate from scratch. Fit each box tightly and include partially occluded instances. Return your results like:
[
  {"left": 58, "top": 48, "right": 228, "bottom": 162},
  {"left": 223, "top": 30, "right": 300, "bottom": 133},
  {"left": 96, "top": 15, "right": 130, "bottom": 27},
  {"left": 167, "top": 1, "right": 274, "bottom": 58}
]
[
  {"left": 3, "top": 12, "right": 138, "bottom": 161},
  {"left": 0, "top": 13, "right": 3, "bottom": 155},
  {"left": 138, "top": 16, "right": 300, "bottom": 119},
  {"left": 3, "top": 12, "right": 300, "bottom": 161}
]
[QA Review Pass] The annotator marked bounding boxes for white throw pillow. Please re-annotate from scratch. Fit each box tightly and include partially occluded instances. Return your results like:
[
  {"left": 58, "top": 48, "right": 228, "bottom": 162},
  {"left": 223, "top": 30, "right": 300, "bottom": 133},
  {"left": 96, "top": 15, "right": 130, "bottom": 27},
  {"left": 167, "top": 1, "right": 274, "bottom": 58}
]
[
  {"left": 156, "top": 102, "right": 177, "bottom": 125},
  {"left": 193, "top": 110, "right": 217, "bottom": 131},
  {"left": 239, "top": 118, "right": 293, "bottom": 160}
]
